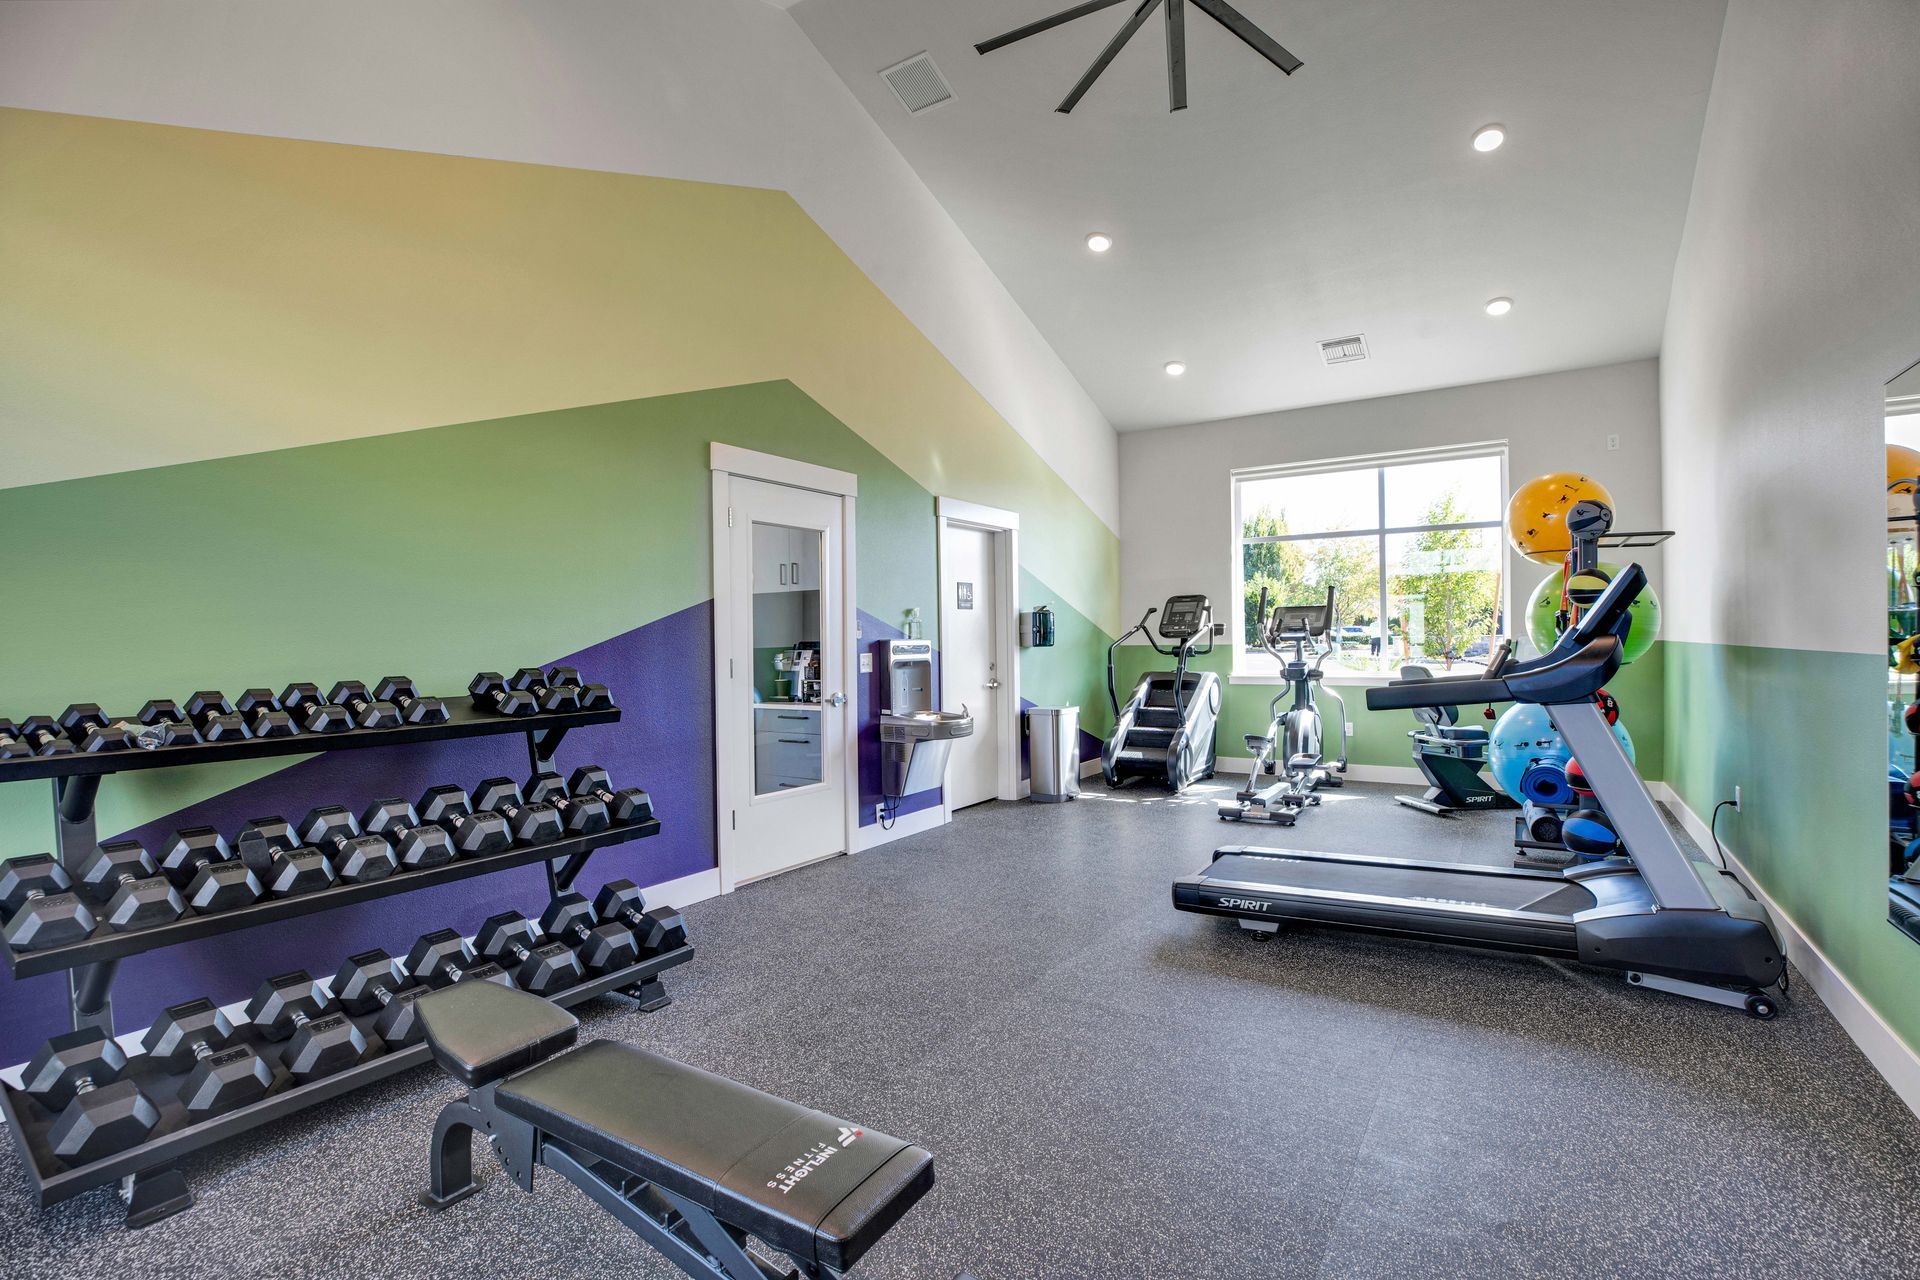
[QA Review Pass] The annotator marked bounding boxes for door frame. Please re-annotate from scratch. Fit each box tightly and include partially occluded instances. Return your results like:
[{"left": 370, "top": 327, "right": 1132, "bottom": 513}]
[
  {"left": 710, "top": 443, "right": 859, "bottom": 894},
  {"left": 936, "top": 497, "right": 1022, "bottom": 816}
]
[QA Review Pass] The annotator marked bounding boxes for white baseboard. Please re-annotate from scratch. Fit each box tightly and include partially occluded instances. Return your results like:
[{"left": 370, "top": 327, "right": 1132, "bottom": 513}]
[
  {"left": 1079, "top": 758, "right": 1104, "bottom": 779},
  {"left": 1210, "top": 755, "right": 1424, "bottom": 787},
  {"left": 1653, "top": 782, "right": 1920, "bottom": 1120},
  {"left": 852, "top": 803, "right": 947, "bottom": 852},
  {"left": 645, "top": 866, "right": 722, "bottom": 910}
]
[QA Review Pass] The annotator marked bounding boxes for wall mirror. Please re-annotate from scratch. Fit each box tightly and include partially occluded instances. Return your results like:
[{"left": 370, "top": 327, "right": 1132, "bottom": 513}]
[{"left": 1886, "top": 358, "right": 1920, "bottom": 942}]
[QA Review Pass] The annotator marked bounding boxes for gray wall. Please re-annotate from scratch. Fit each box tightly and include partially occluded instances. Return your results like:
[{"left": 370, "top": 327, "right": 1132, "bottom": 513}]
[{"left": 1118, "top": 358, "right": 1665, "bottom": 648}]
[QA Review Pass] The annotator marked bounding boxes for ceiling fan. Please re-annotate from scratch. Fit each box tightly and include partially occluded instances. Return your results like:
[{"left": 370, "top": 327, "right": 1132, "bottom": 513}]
[{"left": 975, "top": 0, "right": 1302, "bottom": 114}]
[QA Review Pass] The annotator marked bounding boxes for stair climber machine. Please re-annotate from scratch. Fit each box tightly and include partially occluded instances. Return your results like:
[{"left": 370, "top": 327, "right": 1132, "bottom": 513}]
[
  {"left": 1103, "top": 594, "right": 1223, "bottom": 791},
  {"left": 1219, "top": 586, "right": 1347, "bottom": 825},
  {"left": 1173, "top": 564, "right": 1788, "bottom": 1018}
]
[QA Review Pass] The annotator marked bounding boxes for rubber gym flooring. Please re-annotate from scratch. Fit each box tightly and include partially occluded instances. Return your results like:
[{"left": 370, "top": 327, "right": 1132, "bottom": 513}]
[{"left": 2, "top": 779, "right": 1917, "bottom": 1278}]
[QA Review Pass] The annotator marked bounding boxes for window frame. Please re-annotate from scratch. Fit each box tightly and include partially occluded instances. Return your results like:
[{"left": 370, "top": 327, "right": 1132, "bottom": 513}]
[{"left": 1229, "top": 441, "right": 1511, "bottom": 685}]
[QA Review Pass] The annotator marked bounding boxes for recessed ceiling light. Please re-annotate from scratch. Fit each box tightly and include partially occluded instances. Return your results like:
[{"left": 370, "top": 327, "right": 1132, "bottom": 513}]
[
  {"left": 1086, "top": 232, "right": 1113, "bottom": 253},
  {"left": 1472, "top": 124, "right": 1506, "bottom": 153},
  {"left": 1484, "top": 296, "right": 1513, "bottom": 317},
  {"left": 1164, "top": 360, "right": 1187, "bottom": 377}
]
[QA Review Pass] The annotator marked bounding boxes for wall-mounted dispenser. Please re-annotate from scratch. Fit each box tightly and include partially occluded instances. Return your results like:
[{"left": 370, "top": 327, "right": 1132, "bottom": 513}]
[{"left": 1021, "top": 604, "right": 1056, "bottom": 648}]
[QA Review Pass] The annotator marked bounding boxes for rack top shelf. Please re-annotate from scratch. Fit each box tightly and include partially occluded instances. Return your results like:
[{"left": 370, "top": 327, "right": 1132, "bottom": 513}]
[{"left": 0, "top": 702, "right": 620, "bottom": 784}]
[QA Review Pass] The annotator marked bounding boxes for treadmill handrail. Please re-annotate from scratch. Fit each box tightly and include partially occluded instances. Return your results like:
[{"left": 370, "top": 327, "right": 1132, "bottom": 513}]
[{"left": 1366, "top": 635, "right": 1623, "bottom": 712}]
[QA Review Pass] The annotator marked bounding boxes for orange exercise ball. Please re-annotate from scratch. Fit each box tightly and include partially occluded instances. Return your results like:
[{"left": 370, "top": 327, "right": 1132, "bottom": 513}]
[
  {"left": 1506, "top": 472, "right": 1616, "bottom": 566},
  {"left": 1888, "top": 443, "right": 1920, "bottom": 495}
]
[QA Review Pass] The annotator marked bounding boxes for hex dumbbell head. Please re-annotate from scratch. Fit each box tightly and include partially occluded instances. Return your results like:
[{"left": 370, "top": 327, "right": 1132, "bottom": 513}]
[
  {"left": 184, "top": 859, "right": 262, "bottom": 914},
  {"left": 26, "top": 1026, "right": 128, "bottom": 1109},
  {"left": 184, "top": 691, "right": 233, "bottom": 724},
  {"left": 20, "top": 715, "right": 77, "bottom": 756},
  {"left": 405, "top": 929, "right": 475, "bottom": 988},
  {"left": 236, "top": 816, "right": 297, "bottom": 874},
  {"left": 158, "top": 826, "right": 232, "bottom": 889},
  {"left": 278, "top": 683, "right": 323, "bottom": 714},
  {"left": 546, "top": 666, "right": 582, "bottom": 688},
  {"left": 473, "top": 777, "right": 523, "bottom": 813},
  {"left": 593, "top": 879, "right": 648, "bottom": 927},
  {"left": 497, "top": 689, "right": 537, "bottom": 716},
  {"left": 137, "top": 699, "right": 186, "bottom": 726},
  {"left": 79, "top": 721, "right": 138, "bottom": 753},
  {"left": 570, "top": 764, "right": 654, "bottom": 824},
  {"left": 556, "top": 793, "right": 610, "bottom": 836},
  {"left": 637, "top": 905, "right": 688, "bottom": 953},
  {"left": 577, "top": 684, "right": 614, "bottom": 711},
  {"left": 327, "top": 680, "right": 370, "bottom": 709},
  {"left": 245, "top": 971, "right": 329, "bottom": 1040},
  {"left": 372, "top": 986, "right": 431, "bottom": 1047},
  {"left": 524, "top": 772, "right": 567, "bottom": 806},
  {"left": 331, "top": 949, "right": 403, "bottom": 1014},
  {"left": 264, "top": 847, "right": 334, "bottom": 897},
  {"left": 141, "top": 1002, "right": 275, "bottom": 1120},
  {"left": 57, "top": 703, "right": 107, "bottom": 741},
  {"left": 593, "top": 880, "right": 686, "bottom": 951},
  {"left": 0, "top": 721, "right": 29, "bottom": 761},
  {"left": 449, "top": 810, "right": 512, "bottom": 856},
  {"left": 77, "top": 839, "right": 159, "bottom": 902},
  {"left": 237, "top": 687, "right": 298, "bottom": 738},
  {"left": 469, "top": 671, "right": 508, "bottom": 708},
  {"left": 1, "top": 855, "right": 95, "bottom": 951},
  {"left": 240, "top": 974, "right": 374, "bottom": 1084},
  {"left": 234, "top": 688, "right": 280, "bottom": 717},
  {"left": 297, "top": 805, "right": 360, "bottom": 853},
  {"left": 508, "top": 667, "right": 547, "bottom": 693},
  {"left": 536, "top": 683, "right": 582, "bottom": 713},
  {"left": 373, "top": 676, "right": 417, "bottom": 704},
  {"left": 538, "top": 895, "right": 639, "bottom": 974},
  {"left": 473, "top": 777, "right": 562, "bottom": 845},
  {"left": 476, "top": 911, "right": 584, "bottom": 995},
  {"left": 100, "top": 872, "right": 184, "bottom": 933},
  {"left": 417, "top": 785, "right": 471, "bottom": 825},
  {"left": 330, "top": 834, "right": 398, "bottom": 884},
  {"left": 360, "top": 798, "right": 456, "bottom": 871},
  {"left": 306, "top": 703, "right": 354, "bottom": 733}
]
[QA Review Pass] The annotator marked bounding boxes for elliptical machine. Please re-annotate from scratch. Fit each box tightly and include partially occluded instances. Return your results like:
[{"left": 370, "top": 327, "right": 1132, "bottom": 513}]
[
  {"left": 1102, "top": 594, "right": 1222, "bottom": 791},
  {"left": 1393, "top": 655, "right": 1518, "bottom": 817},
  {"left": 1218, "top": 585, "right": 1347, "bottom": 825}
]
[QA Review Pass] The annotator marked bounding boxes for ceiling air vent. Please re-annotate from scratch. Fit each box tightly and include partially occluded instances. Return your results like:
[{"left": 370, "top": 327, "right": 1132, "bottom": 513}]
[
  {"left": 881, "top": 52, "right": 954, "bottom": 115},
  {"left": 1319, "top": 335, "right": 1369, "bottom": 365}
]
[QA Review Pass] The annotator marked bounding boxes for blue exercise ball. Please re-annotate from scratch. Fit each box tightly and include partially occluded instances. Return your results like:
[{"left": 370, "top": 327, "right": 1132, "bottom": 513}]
[{"left": 1489, "top": 703, "right": 1637, "bottom": 804}]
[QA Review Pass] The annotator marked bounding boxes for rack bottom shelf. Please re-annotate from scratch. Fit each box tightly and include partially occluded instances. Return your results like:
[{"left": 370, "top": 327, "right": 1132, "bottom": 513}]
[{"left": 0, "top": 942, "right": 693, "bottom": 1219}]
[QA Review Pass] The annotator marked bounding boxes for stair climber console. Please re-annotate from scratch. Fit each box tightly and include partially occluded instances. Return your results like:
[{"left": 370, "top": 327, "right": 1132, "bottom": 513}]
[{"left": 1102, "top": 594, "right": 1223, "bottom": 792}]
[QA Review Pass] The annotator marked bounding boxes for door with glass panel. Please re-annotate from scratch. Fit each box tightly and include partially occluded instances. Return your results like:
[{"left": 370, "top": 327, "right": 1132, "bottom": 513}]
[{"left": 726, "top": 475, "right": 847, "bottom": 885}]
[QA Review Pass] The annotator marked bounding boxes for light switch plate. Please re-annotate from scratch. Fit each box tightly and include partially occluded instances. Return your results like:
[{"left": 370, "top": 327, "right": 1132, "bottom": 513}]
[{"left": 859, "top": 653, "right": 873, "bottom": 673}]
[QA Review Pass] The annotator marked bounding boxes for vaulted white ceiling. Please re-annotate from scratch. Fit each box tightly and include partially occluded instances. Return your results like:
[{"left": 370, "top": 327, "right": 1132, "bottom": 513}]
[{"left": 790, "top": 0, "right": 1727, "bottom": 430}]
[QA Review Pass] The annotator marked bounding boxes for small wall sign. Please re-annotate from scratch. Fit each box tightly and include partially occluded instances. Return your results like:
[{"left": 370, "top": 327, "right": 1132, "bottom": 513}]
[{"left": 956, "top": 581, "right": 975, "bottom": 610}]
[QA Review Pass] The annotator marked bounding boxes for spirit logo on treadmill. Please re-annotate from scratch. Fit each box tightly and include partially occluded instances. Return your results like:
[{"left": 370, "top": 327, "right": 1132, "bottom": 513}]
[
  {"left": 1217, "top": 896, "right": 1269, "bottom": 912},
  {"left": 766, "top": 1130, "right": 857, "bottom": 1195}
]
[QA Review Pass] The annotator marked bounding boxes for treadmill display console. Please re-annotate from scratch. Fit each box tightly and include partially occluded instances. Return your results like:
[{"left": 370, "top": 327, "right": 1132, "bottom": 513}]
[{"left": 1159, "top": 595, "right": 1210, "bottom": 639}]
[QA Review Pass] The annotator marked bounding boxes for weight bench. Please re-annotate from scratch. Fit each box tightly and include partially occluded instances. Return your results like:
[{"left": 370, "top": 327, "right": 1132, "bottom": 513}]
[{"left": 415, "top": 981, "right": 935, "bottom": 1279}]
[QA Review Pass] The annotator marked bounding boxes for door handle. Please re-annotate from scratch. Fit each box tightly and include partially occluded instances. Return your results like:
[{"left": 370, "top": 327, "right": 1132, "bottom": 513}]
[
  {"left": 827, "top": 692, "right": 848, "bottom": 707},
  {"left": 778, "top": 563, "right": 787, "bottom": 586},
  {"left": 986, "top": 679, "right": 1002, "bottom": 689},
  {"left": 791, "top": 561, "right": 800, "bottom": 584}
]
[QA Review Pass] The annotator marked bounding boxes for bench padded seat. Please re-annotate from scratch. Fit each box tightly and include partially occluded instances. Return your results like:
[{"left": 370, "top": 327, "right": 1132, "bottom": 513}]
[
  {"left": 497, "top": 1040, "right": 934, "bottom": 1272},
  {"left": 418, "top": 980, "right": 580, "bottom": 1087}
]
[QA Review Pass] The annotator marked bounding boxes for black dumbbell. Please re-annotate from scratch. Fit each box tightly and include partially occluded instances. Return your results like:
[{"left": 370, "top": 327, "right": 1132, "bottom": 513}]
[
  {"left": 142, "top": 998, "right": 273, "bottom": 1122},
  {"left": 358, "top": 799, "right": 456, "bottom": 871},
  {"left": 245, "top": 971, "right": 376, "bottom": 1083},
  {"left": 235, "top": 817, "right": 337, "bottom": 897},
  {"left": 472, "top": 777, "right": 564, "bottom": 845},
  {"left": 235, "top": 688, "right": 299, "bottom": 739},
  {"left": 539, "top": 894, "right": 641, "bottom": 974},
  {"left": 136, "top": 700, "right": 202, "bottom": 746},
  {"left": 185, "top": 691, "right": 250, "bottom": 742},
  {"left": 327, "top": 680, "right": 401, "bottom": 731},
  {"left": 475, "top": 912, "right": 584, "bottom": 996},
  {"left": 296, "top": 805, "right": 397, "bottom": 883},
  {"left": 74, "top": 840, "right": 186, "bottom": 932},
  {"left": 59, "top": 703, "right": 137, "bottom": 753},
  {"left": 469, "top": 672, "right": 537, "bottom": 717},
  {"left": 1, "top": 853, "right": 96, "bottom": 951},
  {"left": 405, "top": 929, "right": 511, "bottom": 990},
  {"left": 331, "top": 949, "right": 432, "bottom": 1047},
  {"left": 544, "top": 667, "right": 613, "bottom": 710},
  {"left": 0, "top": 719, "right": 33, "bottom": 760},
  {"left": 372, "top": 676, "right": 450, "bottom": 726},
  {"left": 509, "top": 667, "right": 582, "bottom": 714},
  {"left": 568, "top": 765, "right": 654, "bottom": 825},
  {"left": 416, "top": 785, "right": 512, "bottom": 856},
  {"left": 595, "top": 880, "right": 688, "bottom": 954},
  {"left": 25, "top": 1027, "right": 159, "bottom": 1165},
  {"left": 16, "top": 716, "right": 77, "bottom": 757},
  {"left": 525, "top": 772, "right": 611, "bottom": 836},
  {"left": 279, "top": 683, "right": 352, "bottom": 733},
  {"left": 157, "top": 827, "right": 263, "bottom": 913}
]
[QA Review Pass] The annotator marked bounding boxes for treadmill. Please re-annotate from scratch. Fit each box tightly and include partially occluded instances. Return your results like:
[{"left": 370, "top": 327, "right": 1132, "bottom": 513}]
[{"left": 1173, "top": 564, "right": 1786, "bottom": 1018}]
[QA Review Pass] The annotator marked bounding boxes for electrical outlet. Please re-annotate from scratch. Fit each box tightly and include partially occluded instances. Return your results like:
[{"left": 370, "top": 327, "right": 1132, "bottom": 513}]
[
  {"left": 875, "top": 802, "right": 886, "bottom": 823},
  {"left": 1606, "top": 433, "right": 1620, "bottom": 451},
  {"left": 1733, "top": 785, "right": 1741, "bottom": 812}
]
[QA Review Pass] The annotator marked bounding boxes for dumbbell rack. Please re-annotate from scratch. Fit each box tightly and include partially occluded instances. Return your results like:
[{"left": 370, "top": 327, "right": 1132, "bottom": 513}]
[{"left": 0, "top": 693, "right": 691, "bottom": 1227}]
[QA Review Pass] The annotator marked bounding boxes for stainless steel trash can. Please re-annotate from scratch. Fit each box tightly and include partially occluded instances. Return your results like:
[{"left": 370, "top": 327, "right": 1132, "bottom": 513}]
[{"left": 1027, "top": 706, "right": 1081, "bottom": 803}]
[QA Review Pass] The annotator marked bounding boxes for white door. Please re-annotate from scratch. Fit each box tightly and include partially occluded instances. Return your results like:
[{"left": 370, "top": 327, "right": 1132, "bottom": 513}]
[
  {"left": 941, "top": 522, "right": 1000, "bottom": 810},
  {"left": 726, "top": 476, "right": 848, "bottom": 883}
]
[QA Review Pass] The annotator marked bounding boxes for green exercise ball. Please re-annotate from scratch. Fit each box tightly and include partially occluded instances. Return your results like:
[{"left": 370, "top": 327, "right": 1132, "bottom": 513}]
[{"left": 1525, "top": 562, "right": 1661, "bottom": 664}]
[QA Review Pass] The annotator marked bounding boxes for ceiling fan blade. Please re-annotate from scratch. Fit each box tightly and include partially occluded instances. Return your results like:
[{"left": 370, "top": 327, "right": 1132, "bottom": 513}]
[
  {"left": 1189, "top": 0, "right": 1304, "bottom": 74},
  {"left": 1056, "top": 0, "right": 1164, "bottom": 113},
  {"left": 1165, "top": 0, "right": 1187, "bottom": 111},
  {"left": 975, "top": 0, "right": 1134, "bottom": 55}
]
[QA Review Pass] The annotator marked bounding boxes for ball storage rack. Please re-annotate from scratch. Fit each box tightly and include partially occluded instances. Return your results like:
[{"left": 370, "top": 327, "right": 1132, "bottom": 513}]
[{"left": 0, "top": 684, "right": 690, "bottom": 1227}]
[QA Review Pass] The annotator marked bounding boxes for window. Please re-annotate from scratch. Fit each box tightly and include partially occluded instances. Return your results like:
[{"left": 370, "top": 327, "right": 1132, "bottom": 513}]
[{"left": 1233, "top": 445, "right": 1508, "bottom": 678}]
